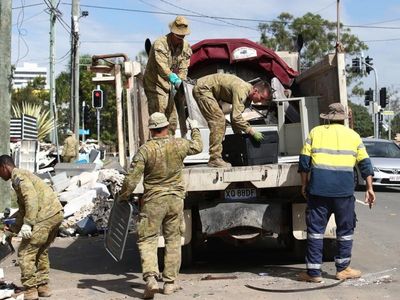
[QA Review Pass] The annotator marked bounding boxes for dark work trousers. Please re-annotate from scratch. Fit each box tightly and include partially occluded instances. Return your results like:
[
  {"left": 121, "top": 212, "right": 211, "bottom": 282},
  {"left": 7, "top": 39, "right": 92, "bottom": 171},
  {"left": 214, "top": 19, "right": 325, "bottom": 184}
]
[{"left": 305, "top": 194, "right": 356, "bottom": 277}]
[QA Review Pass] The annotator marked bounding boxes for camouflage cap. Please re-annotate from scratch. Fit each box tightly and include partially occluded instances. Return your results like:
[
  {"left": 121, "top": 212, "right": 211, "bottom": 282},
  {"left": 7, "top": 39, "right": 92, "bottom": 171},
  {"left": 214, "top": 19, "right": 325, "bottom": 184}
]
[
  {"left": 66, "top": 129, "right": 74, "bottom": 135},
  {"left": 148, "top": 112, "right": 169, "bottom": 129},
  {"left": 169, "top": 16, "right": 191, "bottom": 36},
  {"left": 320, "top": 103, "right": 348, "bottom": 121}
]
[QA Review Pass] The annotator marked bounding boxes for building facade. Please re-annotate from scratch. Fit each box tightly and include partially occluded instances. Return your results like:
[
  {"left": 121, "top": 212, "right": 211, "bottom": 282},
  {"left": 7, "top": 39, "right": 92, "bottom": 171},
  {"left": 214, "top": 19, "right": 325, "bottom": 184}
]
[{"left": 13, "top": 62, "right": 48, "bottom": 89}]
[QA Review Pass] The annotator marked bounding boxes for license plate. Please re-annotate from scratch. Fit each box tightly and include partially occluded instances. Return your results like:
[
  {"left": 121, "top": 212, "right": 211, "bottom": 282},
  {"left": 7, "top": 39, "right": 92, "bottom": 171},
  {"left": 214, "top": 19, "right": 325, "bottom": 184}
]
[
  {"left": 225, "top": 188, "right": 256, "bottom": 201},
  {"left": 389, "top": 175, "right": 400, "bottom": 182}
]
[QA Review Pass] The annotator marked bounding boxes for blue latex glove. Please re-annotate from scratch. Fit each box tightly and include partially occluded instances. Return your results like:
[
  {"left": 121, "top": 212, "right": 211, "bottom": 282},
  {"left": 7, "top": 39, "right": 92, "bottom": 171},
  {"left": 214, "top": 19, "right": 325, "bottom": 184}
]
[
  {"left": 174, "top": 78, "right": 182, "bottom": 89},
  {"left": 168, "top": 73, "right": 180, "bottom": 84}
]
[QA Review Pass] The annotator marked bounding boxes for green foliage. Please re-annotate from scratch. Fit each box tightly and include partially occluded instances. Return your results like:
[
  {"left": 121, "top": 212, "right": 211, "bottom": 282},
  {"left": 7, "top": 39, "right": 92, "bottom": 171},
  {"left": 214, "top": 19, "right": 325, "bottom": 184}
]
[
  {"left": 349, "top": 101, "right": 373, "bottom": 137},
  {"left": 259, "top": 12, "right": 368, "bottom": 69},
  {"left": 391, "top": 113, "right": 400, "bottom": 138},
  {"left": 12, "top": 102, "right": 55, "bottom": 141},
  {"left": 12, "top": 76, "right": 49, "bottom": 107}
]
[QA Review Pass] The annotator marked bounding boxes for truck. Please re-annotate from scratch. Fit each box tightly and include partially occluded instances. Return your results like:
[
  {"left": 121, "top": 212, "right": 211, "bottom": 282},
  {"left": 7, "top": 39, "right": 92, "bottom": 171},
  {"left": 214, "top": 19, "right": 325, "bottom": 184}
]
[{"left": 99, "top": 38, "right": 349, "bottom": 265}]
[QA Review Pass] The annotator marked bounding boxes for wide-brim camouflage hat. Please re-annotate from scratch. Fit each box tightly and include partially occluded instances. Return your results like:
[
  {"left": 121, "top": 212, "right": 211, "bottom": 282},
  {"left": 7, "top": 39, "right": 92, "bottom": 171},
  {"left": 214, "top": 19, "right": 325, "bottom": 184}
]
[
  {"left": 66, "top": 129, "right": 74, "bottom": 135},
  {"left": 148, "top": 112, "right": 169, "bottom": 129},
  {"left": 320, "top": 103, "right": 348, "bottom": 121},
  {"left": 169, "top": 16, "right": 191, "bottom": 36}
]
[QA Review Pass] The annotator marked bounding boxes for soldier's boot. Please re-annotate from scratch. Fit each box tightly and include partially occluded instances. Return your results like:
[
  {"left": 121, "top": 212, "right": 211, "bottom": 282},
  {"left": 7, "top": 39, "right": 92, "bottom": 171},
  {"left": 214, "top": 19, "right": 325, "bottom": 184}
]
[
  {"left": 16, "top": 287, "right": 39, "bottom": 300},
  {"left": 163, "top": 282, "right": 182, "bottom": 295},
  {"left": 38, "top": 283, "right": 52, "bottom": 297},
  {"left": 207, "top": 158, "right": 232, "bottom": 168},
  {"left": 297, "top": 272, "right": 323, "bottom": 283},
  {"left": 336, "top": 267, "right": 362, "bottom": 280},
  {"left": 143, "top": 276, "right": 159, "bottom": 299}
]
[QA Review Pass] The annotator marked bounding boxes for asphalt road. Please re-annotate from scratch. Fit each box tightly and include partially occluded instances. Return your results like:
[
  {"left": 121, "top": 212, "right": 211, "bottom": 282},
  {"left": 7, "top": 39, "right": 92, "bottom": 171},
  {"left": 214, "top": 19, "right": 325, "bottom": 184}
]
[{"left": 2, "top": 187, "right": 399, "bottom": 299}]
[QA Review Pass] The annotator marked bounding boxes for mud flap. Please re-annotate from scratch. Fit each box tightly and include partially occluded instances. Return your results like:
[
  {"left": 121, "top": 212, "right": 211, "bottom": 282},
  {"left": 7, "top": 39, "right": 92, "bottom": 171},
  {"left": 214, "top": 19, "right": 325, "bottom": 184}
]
[
  {"left": 198, "top": 202, "right": 282, "bottom": 235},
  {"left": 104, "top": 200, "right": 134, "bottom": 262}
]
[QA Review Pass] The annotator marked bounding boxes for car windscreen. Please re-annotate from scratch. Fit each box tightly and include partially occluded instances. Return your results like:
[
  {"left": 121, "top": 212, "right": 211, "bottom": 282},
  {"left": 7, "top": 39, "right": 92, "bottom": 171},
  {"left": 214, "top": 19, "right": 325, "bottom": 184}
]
[{"left": 364, "top": 141, "right": 400, "bottom": 158}]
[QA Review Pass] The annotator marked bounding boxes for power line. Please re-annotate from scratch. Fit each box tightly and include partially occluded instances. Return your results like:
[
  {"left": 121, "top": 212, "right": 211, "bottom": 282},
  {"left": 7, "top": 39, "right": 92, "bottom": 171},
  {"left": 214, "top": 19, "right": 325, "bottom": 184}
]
[
  {"left": 14, "top": 0, "right": 30, "bottom": 67},
  {"left": 363, "top": 37, "right": 400, "bottom": 43},
  {"left": 313, "top": 0, "right": 336, "bottom": 14},
  {"left": 61, "top": 2, "right": 400, "bottom": 30},
  {"left": 12, "top": 2, "right": 43, "bottom": 9},
  {"left": 156, "top": 0, "right": 259, "bottom": 31}
]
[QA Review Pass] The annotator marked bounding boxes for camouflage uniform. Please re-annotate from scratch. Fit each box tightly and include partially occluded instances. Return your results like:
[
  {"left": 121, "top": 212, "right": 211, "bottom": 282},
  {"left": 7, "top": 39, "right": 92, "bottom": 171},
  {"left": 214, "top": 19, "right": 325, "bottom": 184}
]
[
  {"left": 120, "top": 128, "right": 202, "bottom": 282},
  {"left": 61, "top": 135, "right": 79, "bottom": 162},
  {"left": 192, "top": 73, "right": 253, "bottom": 161},
  {"left": 10, "top": 168, "right": 63, "bottom": 288},
  {"left": 143, "top": 34, "right": 192, "bottom": 135}
]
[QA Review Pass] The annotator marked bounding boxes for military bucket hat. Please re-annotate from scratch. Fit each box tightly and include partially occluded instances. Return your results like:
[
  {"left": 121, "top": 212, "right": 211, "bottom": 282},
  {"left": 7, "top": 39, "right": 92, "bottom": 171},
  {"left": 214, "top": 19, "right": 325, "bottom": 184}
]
[
  {"left": 148, "top": 112, "right": 169, "bottom": 129},
  {"left": 169, "top": 16, "right": 191, "bottom": 36}
]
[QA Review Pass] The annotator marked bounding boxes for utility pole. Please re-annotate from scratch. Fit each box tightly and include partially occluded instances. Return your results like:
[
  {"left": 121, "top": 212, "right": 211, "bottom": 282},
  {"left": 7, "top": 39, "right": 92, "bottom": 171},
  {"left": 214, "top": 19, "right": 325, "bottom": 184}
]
[
  {"left": 0, "top": 0, "right": 12, "bottom": 210},
  {"left": 71, "top": 0, "right": 80, "bottom": 140},
  {"left": 336, "top": 0, "right": 341, "bottom": 45}
]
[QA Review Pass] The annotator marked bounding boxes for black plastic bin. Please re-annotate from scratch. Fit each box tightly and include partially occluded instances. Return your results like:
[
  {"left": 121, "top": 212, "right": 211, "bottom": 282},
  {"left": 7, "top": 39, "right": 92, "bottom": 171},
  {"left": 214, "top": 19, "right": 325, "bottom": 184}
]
[{"left": 222, "top": 131, "right": 279, "bottom": 166}]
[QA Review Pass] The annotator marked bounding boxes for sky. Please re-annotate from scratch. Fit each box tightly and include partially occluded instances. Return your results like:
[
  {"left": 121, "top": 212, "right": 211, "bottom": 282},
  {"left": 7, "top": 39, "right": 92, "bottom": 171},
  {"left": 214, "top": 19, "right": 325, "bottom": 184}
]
[{"left": 10, "top": 0, "right": 400, "bottom": 104}]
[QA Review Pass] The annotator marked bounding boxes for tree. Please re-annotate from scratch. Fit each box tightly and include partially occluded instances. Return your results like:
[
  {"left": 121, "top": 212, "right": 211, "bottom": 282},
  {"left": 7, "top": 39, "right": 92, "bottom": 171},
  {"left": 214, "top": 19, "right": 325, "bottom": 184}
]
[
  {"left": 12, "top": 76, "right": 49, "bottom": 108},
  {"left": 391, "top": 113, "right": 400, "bottom": 138},
  {"left": 349, "top": 101, "right": 373, "bottom": 137},
  {"left": 259, "top": 13, "right": 368, "bottom": 70}
]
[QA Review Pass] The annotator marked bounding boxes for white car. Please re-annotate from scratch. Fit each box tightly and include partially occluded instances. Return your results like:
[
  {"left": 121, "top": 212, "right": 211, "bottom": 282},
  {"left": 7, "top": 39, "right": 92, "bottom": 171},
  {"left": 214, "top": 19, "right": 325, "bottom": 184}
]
[{"left": 355, "top": 138, "right": 400, "bottom": 187}]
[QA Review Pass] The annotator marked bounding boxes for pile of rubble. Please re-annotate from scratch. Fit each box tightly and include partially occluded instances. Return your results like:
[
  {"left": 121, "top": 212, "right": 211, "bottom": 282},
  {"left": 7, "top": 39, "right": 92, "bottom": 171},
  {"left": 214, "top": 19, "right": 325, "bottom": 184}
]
[{"left": 55, "top": 168, "right": 125, "bottom": 236}]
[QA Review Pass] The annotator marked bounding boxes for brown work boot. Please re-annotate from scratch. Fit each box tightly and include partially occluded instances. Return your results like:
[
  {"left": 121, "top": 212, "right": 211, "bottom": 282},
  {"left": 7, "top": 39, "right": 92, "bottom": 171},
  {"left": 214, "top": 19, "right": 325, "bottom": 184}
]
[
  {"left": 297, "top": 272, "right": 323, "bottom": 283},
  {"left": 143, "top": 276, "right": 159, "bottom": 299},
  {"left": 37, "top": 283, "right": 52, "bottom": 297},
  {"left": 163, "top": 282, "right": 182, "bottom": 295},
  {"left": 16, "top": 287, "right": 39, "bottom": 300},
  {"left": 336, "top": 267, "right": 361, "bottom": 280},
  {"left": 207, "top": 158, "right": 232, "bottom": 168}
]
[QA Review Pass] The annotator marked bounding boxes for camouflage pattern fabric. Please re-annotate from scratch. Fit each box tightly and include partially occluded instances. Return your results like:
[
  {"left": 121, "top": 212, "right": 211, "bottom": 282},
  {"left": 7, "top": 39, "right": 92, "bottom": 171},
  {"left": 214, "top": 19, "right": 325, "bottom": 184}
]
[
  {"left": 192, "top": 73, "right": 253, "bottom": 159},
  {"left": 137, "top": 195, "right": 184, "bottom": 282},
  {"left": 145, "top": 88, "right": 178, "bottom": 136},
  {"left": 18, "top": 211, "right": 63, "bottom": 288},
  {"left": 62, "top": 156, "right": 75, "bottom": 163},
  {"left": 11, "top": 168, "right": 63, "bottom": 233},
  {"left": 61, "top": 135, "right": 79, "bottom": 159},
  {"left": 120, "top": 128, "right": 202, "bottom": 283},
  {"left": 143, "top": 34, "right": 192, "bottom": 135},
  {"left": 119, "top": 128, "right": 202, "bottom": 201}
]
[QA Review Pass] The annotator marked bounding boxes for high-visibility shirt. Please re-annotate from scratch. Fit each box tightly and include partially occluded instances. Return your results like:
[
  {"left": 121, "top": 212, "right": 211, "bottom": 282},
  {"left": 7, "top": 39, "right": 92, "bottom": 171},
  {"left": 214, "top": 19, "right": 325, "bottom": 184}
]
[{"left": 298, "top": 124, "right": 374, "bottom": 197}]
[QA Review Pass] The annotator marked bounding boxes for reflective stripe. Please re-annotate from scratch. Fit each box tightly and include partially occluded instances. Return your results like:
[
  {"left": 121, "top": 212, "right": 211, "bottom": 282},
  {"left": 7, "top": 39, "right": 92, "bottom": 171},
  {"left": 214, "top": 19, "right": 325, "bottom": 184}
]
[
  {"left": 312, "top": 148, "right": 356, "bottom": 156},
  {"left": 312, "top": 164, "right": 354, "bottom": 172},
  {"left": 308, "top": 233, "right": 324, "bottom": 239},
  {"left": 358, "top": 143, "right": 366, "bottom": 149},
  {"left": 305, "top": 138, "right": 311, "bottom": 145},
  {"left": 335, "top": 257, "right": 351, "bottom": 264},
  {"left": 337, "top": 235, "right": 353, "bottom": 241},
  {"left": 306, "top": 263, "right": 322, "bottom": 269}
]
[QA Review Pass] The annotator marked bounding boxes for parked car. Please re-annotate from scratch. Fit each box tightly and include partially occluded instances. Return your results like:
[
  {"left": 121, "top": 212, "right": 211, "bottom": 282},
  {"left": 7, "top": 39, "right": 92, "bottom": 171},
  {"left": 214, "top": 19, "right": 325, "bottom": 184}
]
[{"left": 354, "top": 138, "right": 400, "bottom": 187}]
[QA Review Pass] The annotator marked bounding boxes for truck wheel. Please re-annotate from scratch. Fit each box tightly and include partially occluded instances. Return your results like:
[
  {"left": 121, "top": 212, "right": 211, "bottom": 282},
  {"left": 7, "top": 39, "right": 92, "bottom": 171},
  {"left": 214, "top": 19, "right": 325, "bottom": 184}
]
[
  {"left": 323, "top": 239, "right": 336, "bottom": 261},
  {"left": 181, "top": 243, "right": 193, "bottom": 268},
  {"left": 291, "top": 238, "right": 306, "bottom": 262}
]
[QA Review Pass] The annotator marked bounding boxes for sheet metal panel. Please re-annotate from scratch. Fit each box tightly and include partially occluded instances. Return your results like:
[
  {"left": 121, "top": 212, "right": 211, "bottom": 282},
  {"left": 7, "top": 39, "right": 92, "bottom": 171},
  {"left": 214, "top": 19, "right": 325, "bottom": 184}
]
[{"left": 104, "top": 200, "right": 133, "bottom": 262}]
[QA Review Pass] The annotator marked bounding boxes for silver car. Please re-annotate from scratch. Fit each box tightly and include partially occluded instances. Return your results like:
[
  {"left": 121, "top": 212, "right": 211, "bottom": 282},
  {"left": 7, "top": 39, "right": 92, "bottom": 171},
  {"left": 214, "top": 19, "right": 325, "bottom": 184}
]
[{"left": 355, "top": 138, "right": 400, "bottom": 187}]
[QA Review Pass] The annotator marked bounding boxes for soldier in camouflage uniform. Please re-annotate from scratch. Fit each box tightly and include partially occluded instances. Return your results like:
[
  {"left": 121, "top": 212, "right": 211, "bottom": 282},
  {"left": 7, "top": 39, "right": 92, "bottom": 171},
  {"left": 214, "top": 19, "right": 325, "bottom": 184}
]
[
  {"left": 61, "top": 130, "right": 79, "bottom": 162},
  {"left": 120, "top": 112, "right": 202, "bottom": 299},
  {"left": 143, "top": 16, "right": 192, "bottom": 136},
  {"left": 0, "top": 155, "right": 63, "bottom": 300},
  {"left": 192, "top": 73, "right": 273, "bottom": 167}
]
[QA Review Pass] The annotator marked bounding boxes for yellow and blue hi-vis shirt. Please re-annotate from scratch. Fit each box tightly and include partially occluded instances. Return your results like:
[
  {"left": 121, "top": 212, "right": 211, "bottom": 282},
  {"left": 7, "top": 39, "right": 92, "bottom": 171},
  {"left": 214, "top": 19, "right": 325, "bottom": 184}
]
[{"left": 298, "top": 124, "right": 374, "bottom": 197}]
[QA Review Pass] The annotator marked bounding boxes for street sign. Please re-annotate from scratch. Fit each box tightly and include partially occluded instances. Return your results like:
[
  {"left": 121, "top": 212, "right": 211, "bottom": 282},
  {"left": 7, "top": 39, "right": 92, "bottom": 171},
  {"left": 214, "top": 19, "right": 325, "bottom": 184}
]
[
  {"left": 382, "top": 111, "right": 394, "bottom": 116},
  {"left": 79, "top": 129, "right": 90, "bottom": 135}
]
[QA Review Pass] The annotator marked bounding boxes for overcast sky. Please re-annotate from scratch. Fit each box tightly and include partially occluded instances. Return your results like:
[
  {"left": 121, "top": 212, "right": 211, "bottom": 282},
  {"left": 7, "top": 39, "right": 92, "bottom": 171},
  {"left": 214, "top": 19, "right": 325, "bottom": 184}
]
[{"left": 11, "top": 0, "right": 400, "bottom": 103}]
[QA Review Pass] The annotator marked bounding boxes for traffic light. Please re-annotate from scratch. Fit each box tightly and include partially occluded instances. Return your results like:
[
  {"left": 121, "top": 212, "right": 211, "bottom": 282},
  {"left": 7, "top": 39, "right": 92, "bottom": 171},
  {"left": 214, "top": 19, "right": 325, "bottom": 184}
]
[
  {"left": 351, "top": 57, "right": 361, "bottom": 73},
  {"left": 364, "top": 88, "right": 373, "bottom": 106},
  {"left": 365, "top": 56, "right": 373, "bottom": 74},
  {"left": 92, "top": 89, "right": 103, "bottom": 109},
  {"left": 380, "top": 87, "right": 388, "bottom": 108}
]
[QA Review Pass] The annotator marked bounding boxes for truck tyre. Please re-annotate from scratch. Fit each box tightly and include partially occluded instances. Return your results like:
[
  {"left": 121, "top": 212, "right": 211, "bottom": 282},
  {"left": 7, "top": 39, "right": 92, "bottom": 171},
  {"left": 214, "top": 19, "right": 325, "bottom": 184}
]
[
  {"left": 181, "top": 243, "right": 193, "bottom": 268},
  {"left": 291, "top": 238, "right": 306, "bottom": 262},
  {"left": 323, "top": 239, "right": 336, "bottom": 261}
]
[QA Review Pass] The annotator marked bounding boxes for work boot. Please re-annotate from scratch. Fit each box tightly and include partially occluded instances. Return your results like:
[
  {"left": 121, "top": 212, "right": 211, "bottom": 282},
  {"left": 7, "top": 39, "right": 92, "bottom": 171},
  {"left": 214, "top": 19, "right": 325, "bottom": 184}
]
[
  {"left": 163, "top": 282, "right": 182, "bottom": 295},
  {"left": 15, "top": 287, "right": 39, "bottom": 300},
  {"left": 297, "top": 272, "right": 323, "bottom": 283},
  {"left": 143, "top": 276, "right": 159, "bottom": 299},
  {"left": 207, "top": 158, "right": 232, "bottom": 168},
  {"left": 37, "top": 283, "right": 52, "bottom": 297},
  {"left": 336, "top": 267, "right": 362, "bottom": 280}
]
